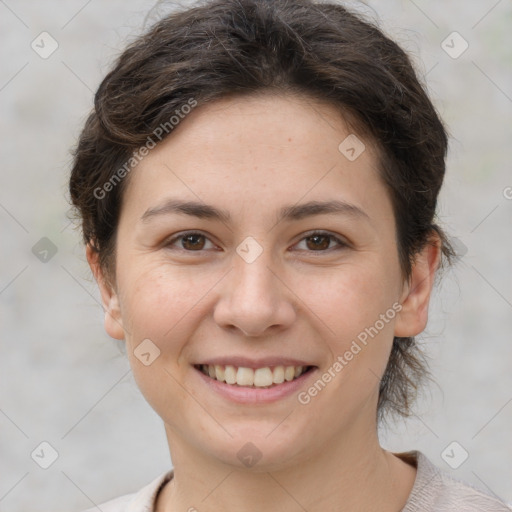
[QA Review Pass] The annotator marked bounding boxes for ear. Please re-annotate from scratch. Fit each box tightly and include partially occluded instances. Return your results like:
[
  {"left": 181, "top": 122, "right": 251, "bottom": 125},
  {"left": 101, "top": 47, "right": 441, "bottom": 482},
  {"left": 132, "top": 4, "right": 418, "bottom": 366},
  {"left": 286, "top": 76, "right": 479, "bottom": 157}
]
[
  {"left": 86, "top": 244, "right": 125, "bottom": 340},
  {"left": 394, "top": 233, "right": 441, "bottom": 337}
]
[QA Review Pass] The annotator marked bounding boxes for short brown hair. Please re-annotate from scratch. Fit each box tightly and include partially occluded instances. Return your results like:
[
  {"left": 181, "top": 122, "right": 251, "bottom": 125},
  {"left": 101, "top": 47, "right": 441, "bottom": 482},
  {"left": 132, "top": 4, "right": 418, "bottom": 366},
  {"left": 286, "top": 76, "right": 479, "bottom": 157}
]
[{"left": 69, "top": 0, "right": 454, "bottom": 420}]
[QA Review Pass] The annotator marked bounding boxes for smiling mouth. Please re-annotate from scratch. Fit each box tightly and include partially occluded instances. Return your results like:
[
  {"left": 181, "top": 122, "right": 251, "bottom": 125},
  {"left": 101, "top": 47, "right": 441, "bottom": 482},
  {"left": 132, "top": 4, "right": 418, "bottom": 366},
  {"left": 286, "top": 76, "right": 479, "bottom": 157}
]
[{"left": 194, "top": 364, "right": 316, "bottom": 388}]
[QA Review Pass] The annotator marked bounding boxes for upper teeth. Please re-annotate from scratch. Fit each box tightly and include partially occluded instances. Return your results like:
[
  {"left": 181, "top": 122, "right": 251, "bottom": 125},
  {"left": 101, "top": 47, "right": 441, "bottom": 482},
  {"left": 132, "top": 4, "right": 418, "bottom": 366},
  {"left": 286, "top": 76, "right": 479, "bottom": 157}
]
[{"left": 200, "top": 364, "right": 306, "bottom": 387}]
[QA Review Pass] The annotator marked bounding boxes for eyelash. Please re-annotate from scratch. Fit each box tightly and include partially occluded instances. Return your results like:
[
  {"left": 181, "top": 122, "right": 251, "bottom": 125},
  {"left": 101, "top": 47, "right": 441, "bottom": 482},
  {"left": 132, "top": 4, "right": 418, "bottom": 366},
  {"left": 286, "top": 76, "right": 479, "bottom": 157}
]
[{"left": 164, "top": 230, "right": 348, "bottom": 254}]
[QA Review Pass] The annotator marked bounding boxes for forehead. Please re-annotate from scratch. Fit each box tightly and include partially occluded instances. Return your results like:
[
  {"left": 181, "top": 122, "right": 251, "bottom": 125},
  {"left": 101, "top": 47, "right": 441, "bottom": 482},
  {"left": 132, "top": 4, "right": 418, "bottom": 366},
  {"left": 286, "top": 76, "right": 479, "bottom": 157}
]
[{"left": 120, "top": 92, "right": 391, "bottom": 224}]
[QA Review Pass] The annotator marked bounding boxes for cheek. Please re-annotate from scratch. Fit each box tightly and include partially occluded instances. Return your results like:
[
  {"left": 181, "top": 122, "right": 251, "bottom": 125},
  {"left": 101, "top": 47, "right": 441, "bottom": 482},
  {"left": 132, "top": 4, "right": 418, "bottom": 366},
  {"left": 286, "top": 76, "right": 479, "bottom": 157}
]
[
  {"left": 117, "top": 259, "right": 221, "bottom": 349},
  {"left": 304, "top": 261, "right": 402, "bottom": 403},
  {"left": 304, "top": 260, "right": 401, "bottom": 341},
  {"left": 116, "top": 262, "right": 211, "bottom": 413}
]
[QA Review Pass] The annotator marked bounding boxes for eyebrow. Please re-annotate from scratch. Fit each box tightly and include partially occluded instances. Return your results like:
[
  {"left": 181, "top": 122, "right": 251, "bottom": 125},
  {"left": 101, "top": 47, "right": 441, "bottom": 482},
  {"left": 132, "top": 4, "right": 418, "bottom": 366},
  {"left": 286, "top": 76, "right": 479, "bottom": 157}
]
[{"left": 140, "top": 198, "right": 370, "bottom": 224}]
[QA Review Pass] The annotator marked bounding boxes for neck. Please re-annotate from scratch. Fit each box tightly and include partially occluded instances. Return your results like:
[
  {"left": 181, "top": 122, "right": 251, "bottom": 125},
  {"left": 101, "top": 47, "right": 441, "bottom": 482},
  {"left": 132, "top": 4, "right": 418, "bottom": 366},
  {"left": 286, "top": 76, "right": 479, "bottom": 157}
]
[{"left": 157, "top": 419, "right": 416, "bottom": 512}]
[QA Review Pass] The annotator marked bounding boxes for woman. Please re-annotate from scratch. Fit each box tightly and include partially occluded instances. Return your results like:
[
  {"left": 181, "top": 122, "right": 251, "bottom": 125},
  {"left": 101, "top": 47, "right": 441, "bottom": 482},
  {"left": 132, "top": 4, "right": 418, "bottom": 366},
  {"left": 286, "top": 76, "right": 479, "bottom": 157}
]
[{"left": 69, "top": 0, "right": 511, "bottom": 510}]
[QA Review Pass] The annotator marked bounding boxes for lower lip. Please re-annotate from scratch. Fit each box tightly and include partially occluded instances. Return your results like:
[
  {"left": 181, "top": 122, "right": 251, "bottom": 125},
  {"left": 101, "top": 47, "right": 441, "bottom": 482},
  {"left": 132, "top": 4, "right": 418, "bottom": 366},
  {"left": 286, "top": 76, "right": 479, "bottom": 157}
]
[{"left": 193, "top": 366, "right": 317, "bottom": 404}]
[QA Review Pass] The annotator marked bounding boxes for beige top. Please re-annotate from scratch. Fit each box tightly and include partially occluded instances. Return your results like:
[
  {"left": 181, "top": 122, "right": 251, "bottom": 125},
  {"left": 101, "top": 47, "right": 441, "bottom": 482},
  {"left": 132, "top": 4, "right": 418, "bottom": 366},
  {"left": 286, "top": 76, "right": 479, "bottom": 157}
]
[{"left": 82, "top": 451, "right": 511, "bottom": 511}]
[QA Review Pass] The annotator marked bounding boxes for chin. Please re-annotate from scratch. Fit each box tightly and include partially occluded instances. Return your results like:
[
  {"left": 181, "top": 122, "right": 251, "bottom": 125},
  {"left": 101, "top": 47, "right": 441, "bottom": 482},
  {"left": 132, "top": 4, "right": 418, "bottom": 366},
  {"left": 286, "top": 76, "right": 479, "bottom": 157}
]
[{"left": 203, "top": 426, "right": 312, "bottom": 472}]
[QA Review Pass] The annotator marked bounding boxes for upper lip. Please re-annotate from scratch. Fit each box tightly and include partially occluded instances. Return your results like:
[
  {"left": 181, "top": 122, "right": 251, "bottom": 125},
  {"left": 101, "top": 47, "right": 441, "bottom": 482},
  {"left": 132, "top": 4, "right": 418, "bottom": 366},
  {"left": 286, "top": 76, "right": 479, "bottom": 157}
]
[{"left": 194, "top": 357, "right": 315, "bottom": 369}]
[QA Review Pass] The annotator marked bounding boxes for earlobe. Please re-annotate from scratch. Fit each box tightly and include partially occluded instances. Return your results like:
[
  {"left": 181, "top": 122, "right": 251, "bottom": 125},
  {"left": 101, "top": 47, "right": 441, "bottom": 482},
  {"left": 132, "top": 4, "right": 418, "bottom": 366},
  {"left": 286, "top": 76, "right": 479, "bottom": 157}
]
[
  {"left": 85, "top": 244, "right": 125, "bottom": 340},
  {"left": 394, "top": 235, "right": 441, "bottom": 338}
]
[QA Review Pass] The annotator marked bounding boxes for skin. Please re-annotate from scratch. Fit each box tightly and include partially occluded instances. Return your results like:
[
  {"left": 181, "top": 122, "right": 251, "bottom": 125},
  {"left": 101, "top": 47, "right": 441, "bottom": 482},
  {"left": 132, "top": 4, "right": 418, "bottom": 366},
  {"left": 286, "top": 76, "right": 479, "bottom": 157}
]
[{"left": 87, "top": 92, "right": 440, "bottom": 511}]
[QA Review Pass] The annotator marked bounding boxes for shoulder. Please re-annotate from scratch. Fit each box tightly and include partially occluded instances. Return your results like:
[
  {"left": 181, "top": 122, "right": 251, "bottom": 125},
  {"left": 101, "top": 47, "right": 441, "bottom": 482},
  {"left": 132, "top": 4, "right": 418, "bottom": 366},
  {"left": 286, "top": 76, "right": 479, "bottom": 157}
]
[
  {"left": 401, "top": 451, "right": 511, "bottom": 512},
  {"left": 78, "top": 469, "right": 173, "bottom": 512}
]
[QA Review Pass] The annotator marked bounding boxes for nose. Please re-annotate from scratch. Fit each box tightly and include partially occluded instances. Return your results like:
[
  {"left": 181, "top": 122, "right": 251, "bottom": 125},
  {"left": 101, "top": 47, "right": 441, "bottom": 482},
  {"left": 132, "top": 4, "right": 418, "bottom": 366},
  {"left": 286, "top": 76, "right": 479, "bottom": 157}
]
[{"left": 213, "top": 250, "right": 296, "bottom": 337}]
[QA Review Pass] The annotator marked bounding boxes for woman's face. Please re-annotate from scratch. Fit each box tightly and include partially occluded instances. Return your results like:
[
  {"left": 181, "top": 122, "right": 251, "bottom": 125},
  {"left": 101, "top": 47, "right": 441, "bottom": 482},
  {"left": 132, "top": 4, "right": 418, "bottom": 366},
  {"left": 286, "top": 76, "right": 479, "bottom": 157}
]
[{"left": 91, "top": 93, "right": 435, "bottom": 470}]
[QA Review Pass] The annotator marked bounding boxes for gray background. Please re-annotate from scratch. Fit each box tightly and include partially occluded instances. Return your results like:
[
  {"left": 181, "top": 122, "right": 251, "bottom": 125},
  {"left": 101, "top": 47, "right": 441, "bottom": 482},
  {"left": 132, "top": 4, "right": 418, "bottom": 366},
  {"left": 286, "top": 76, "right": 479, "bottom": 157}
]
[{"left": 1, "top": 0, "right": 511, "bottom": 510}]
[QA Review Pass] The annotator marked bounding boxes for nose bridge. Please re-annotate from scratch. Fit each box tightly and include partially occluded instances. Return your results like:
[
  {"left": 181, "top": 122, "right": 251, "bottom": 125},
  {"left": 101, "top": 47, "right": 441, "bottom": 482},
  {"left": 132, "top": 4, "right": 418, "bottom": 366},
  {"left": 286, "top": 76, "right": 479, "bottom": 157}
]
[
  {"left": 213, "top": 244, "right": 295, "bottom": 336},
  {"left": 234, "top": 249, "right": 276, "bottom": 301},
  {"left": 230, "top": 242, "right": 279, "bottom": 313}
]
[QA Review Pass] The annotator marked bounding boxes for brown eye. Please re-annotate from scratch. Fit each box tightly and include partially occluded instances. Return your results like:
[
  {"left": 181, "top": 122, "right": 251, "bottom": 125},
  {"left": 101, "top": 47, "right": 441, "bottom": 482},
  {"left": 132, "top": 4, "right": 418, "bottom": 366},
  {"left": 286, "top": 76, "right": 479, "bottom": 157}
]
[
  {"left": 294, "top": 231, "right": 348, "bottom": 253},
  {"left": 181, "top": 233, "right": 206, "bottom": 250},
  {"left": 165, "top": 231, "right": 215, "bottom": 252},
  {"left": 305, "top": 234, "right": 331, "bottom": 250}
]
